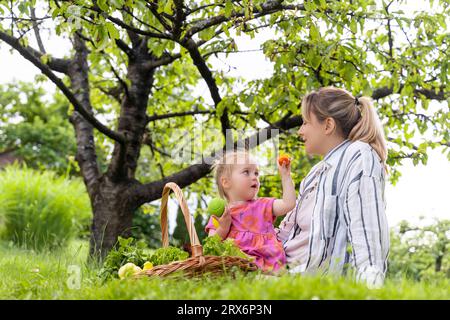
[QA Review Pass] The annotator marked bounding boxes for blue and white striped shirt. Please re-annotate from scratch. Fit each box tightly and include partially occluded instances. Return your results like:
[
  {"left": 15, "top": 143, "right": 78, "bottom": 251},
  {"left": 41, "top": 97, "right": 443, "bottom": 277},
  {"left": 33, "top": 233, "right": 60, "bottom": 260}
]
[{"left": 276, "top": 139, "right": 390, "bottom": 287}]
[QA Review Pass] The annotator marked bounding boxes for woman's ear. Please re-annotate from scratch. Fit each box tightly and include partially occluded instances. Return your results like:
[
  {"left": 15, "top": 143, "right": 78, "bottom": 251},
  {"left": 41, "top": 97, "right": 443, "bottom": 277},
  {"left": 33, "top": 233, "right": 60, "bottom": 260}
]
[{"left": 324, "top": 117, "right": 337, "bottom": 135}]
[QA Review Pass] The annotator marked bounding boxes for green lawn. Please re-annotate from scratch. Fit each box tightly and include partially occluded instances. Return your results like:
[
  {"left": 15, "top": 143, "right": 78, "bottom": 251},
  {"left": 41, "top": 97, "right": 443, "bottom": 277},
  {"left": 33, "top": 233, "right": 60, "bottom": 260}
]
[{"left": 0, "top": 240, "right": 448, "bottom": 300}]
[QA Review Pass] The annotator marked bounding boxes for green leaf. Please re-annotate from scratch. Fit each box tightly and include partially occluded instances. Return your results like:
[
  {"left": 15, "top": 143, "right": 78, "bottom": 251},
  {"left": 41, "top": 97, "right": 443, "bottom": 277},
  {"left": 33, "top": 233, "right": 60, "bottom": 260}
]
[
  {"left": 97, "top": 0, "right": 109, "bottom": 12},
  {"left": 224, "top": 0, "right": 233, "bottom": 18},
  {"left": 350, "top": 19, "right": 358, "bottom": 33},
  {"left": 309, "top": 23, "right": 320, "bottom": 41},
  {"left": 341, "top": 63, "right": 356, "bottom": 82},
  {"left": 199, "top": 27, "right": 216, "bottom": 41},
  {"left": 164, "top": 0, "right": 174, "bottom": 15},
  {"left": 243, "top": 95, "right": 254, "bottom": 107},
  {"left": 106, "top": 22, "right": 120, "bottom": 40},
  {"left": 40, "top": 54, "right": 50, "bottom": 65}
]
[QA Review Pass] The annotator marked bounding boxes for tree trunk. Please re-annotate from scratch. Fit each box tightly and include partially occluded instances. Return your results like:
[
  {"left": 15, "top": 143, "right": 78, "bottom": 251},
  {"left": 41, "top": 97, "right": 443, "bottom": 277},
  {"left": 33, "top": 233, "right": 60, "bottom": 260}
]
[
  {"left": 88, "top": 37, "right": 155, "bottom": 260},
  {"left": 88, "top": 176, "right": 138, "bottom": 260}
]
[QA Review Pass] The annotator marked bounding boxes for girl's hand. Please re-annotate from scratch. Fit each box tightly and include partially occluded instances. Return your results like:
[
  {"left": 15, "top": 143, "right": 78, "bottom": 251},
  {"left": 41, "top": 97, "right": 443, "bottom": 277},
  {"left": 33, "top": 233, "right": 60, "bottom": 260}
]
[
  {"left": 218, "top": 205, "right": 232, "bottom": 228},
  {"left": 273, "top": 157, "right": 296, "bottom": 216},
  {"left": 277, "top": 160, "right": 291, "bottom": 177},
  {"left": 213, "top": 206, "right": 232, "bottom": 239}
]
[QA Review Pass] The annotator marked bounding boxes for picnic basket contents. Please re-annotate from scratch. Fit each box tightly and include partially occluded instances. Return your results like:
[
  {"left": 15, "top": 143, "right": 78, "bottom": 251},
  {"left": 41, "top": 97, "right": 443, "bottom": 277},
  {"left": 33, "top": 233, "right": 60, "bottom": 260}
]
[{"left": 137, "top": 182, "right": 258, "bottom": 278}]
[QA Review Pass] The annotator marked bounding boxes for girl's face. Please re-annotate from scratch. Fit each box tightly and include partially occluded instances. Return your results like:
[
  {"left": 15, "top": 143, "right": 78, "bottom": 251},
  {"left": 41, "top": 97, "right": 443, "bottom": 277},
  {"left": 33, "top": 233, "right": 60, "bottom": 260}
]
[
  {"left": 298, "top": 111, "right": 331, "bottom": 156},
  {"left": 222, "top": 156, "right": 260, "bottom": 201}
]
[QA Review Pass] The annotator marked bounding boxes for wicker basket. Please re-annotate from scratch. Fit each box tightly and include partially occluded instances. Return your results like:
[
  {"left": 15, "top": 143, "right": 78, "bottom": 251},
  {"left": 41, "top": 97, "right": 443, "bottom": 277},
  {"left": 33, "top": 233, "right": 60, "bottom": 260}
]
[{"left": 137, "top": 182, "right": 258, "bottom": 278}]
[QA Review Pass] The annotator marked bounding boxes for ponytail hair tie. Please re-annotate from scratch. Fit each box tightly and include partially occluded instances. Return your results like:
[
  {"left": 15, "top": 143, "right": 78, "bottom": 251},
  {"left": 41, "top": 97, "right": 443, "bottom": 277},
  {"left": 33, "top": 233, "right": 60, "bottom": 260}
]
[{"left": 354, "top": 96, "right": 362, "bottom": 114}]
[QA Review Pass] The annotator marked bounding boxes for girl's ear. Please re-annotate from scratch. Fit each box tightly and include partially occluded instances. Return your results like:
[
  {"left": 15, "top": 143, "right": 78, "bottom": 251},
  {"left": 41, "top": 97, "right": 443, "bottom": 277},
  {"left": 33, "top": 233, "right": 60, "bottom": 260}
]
[
  {"left": 324, "top": 117, "right": 336, "bottom": 135},
  {"left": 221, "top": 176, "right": 230, "bottom": 190}
]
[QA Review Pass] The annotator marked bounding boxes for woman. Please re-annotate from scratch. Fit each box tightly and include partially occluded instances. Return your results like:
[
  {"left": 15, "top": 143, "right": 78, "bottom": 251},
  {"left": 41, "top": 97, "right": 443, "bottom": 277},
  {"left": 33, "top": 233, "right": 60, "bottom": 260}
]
[{"left": 276, "top": 87, "right": 390, "bottom": 287}]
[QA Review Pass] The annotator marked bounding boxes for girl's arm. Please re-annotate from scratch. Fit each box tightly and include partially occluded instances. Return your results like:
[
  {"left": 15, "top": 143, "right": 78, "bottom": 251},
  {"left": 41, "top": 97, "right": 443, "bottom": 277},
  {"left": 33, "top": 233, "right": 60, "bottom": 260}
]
[{"left": 273, "top": 162, "right": 296, "bottom": 216}]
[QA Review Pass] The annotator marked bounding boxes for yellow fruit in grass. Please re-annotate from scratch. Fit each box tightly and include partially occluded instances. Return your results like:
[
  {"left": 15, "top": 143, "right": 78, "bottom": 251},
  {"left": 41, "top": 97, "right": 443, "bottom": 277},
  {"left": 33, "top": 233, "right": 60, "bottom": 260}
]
[
  {"left": 118, "top": 263, "right": 142, "bottom": 279},
  {"left": 143, "top": 261, "right": 153, "bottom": 270}
]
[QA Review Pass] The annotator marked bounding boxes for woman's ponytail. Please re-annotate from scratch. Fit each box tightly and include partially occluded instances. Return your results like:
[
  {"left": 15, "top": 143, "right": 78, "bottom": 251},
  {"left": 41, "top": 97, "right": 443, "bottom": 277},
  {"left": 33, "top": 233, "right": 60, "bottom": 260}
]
[{"left": 348, "top": 96, "right": 388, "bottom": 173}]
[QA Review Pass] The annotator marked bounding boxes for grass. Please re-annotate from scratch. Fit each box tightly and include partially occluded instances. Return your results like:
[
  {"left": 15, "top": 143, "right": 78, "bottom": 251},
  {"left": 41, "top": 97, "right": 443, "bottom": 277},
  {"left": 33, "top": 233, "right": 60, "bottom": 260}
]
[{"left": 0, "top": 240, "right": 449, "bottom": 300}]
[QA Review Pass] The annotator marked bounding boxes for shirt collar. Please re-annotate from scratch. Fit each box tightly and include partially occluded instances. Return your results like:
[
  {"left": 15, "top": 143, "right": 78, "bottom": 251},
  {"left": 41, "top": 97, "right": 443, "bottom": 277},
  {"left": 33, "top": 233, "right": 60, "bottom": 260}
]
[{"left": 322, "top": 139, "right": 351, "bottom": 168}]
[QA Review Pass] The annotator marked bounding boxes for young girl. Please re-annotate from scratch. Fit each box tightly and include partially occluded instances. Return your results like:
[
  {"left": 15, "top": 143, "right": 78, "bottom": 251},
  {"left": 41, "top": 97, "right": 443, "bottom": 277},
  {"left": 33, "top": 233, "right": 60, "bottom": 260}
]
[{"left": 205, "top": 150, "right": 296, "bottom": 272}]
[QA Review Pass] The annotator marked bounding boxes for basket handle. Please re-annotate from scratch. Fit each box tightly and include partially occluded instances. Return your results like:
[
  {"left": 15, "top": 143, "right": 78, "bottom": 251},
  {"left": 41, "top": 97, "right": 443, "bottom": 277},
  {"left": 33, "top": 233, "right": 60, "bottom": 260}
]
[{"left": 160, "top": 182, "right": 203, "bottom": 257}]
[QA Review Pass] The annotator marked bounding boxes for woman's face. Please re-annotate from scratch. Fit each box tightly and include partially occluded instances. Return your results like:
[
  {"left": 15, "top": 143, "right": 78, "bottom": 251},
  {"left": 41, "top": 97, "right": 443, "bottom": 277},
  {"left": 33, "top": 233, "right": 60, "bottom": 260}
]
[{"left": 297, "top": 111, "right": 330, "bottom": 156}]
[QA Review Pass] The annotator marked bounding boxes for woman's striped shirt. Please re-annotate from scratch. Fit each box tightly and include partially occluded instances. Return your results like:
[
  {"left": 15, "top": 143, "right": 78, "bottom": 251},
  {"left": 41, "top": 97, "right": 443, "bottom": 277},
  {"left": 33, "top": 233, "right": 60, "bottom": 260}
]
[{"left": 276, "top": 139, "right": 390, "bottom": 287}]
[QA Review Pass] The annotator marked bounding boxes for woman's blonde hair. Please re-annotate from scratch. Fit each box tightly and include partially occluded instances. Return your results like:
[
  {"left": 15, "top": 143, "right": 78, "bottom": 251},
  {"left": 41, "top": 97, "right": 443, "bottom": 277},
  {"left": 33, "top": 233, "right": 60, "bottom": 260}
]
[
  {"left": 211, "top": 150, "right": 254, "bottom": 200},
  {"left": 301, "top": 86, "right": 388, "bottom": 173}
]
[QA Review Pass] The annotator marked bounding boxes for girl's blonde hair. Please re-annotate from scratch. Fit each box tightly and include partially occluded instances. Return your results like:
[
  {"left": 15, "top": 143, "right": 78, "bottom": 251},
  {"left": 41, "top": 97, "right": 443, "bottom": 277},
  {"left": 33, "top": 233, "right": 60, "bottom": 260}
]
[
  {"left": 211, "top": 150, "right": 253, "bottom": 200},
  {"left": 301, "top": 86, "right": 388, "bottom": 173}
]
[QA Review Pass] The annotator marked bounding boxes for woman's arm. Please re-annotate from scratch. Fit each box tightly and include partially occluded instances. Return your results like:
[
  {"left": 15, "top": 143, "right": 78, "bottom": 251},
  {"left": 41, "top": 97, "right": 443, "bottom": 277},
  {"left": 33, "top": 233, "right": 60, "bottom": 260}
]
[
  {"left": 343, "top": 173, "right": 389, "bottom": 288},
  {"left": 273, "top": 162, "right": 296, "bottom": 216}
]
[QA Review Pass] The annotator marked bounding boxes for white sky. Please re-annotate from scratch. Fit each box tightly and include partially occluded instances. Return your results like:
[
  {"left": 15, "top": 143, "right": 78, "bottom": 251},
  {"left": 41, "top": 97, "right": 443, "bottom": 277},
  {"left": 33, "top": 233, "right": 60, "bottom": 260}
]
[{"left": 0, "top": 1, "right": 448, "bottom": 228}]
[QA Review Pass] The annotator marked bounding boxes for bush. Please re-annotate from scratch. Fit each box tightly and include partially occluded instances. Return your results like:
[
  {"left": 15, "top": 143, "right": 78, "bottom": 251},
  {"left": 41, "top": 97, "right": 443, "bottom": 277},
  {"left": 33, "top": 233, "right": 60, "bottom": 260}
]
[
  {"left": 0, "top": 164, "right": 92, "bottom": 251},
  {"left": 388, "top": 218, "right": 449, "bottom": 281}
]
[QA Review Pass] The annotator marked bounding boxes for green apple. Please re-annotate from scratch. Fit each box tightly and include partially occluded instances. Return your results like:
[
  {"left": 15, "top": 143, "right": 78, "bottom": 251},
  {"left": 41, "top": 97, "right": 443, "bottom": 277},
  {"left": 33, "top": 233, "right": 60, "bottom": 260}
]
[{"left": 207, "top": 198, "right": 226, "bottom": 216}]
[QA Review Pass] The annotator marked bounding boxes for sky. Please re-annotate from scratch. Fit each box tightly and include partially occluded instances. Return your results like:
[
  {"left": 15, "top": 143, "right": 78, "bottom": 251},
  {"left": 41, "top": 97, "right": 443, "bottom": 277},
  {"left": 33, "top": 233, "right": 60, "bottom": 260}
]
[{"left": 0, "top": 1, "right": 448, "bottom": 229}]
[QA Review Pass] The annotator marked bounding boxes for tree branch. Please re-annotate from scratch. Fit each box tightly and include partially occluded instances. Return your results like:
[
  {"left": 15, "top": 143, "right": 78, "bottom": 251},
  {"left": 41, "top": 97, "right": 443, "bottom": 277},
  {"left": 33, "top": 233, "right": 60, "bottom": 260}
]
[
  {"left": 106, "top": 37, "right": 156, "bottom": 180},
  {"left": 184, "top": 0, "right": 305, "bottom": 38},
  {"left": 30, "top": 6, "right": 46, "bottom": 54},
  {"left": 146, "top": 109, "right": 213, "bottom": 123},
  {"left": 371, "top": 86, "right": 447, "bottom": 100},
  {"left": 0, "top": 30, "right": 68, "bottom": 73},
  {"left": 68, "top": 33, "right": 101, "bottom": 196},
  {"left": 180, "top": 38, "right": 231, "bottom": 141},
  {"left": 84, "top": 4, "right": 172, "bottom": 40},
  {"left": 146, "top": 2, "right": 173, "bottom": 31},
  {"left": 115, "top": 38, "right": 134, "bottom": 57},
  {"left": 142, "top": 52, "right": 182, "bottom": 69},
  {"left": 172, "top": 0, "right": 186, "bottom": 38},
  {"left": 122, "top": 6, "right": 164, "bottom": 34},
  {"left": 0, "top": 30, "right": 126, "bottom": 143}
]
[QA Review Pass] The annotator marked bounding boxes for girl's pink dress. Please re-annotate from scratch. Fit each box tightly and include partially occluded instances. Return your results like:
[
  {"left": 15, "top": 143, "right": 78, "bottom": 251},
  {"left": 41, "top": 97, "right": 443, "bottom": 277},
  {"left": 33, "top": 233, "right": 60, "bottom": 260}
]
[{"left": 205, "top": 197, "right": 286, "bottom": 272}]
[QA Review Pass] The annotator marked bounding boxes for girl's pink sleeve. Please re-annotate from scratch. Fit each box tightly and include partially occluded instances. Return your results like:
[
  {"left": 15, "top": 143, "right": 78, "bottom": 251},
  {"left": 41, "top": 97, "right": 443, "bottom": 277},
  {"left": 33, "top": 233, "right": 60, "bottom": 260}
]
[{"left": 258, "top": 197, "right": 276, "bottom": 223}]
